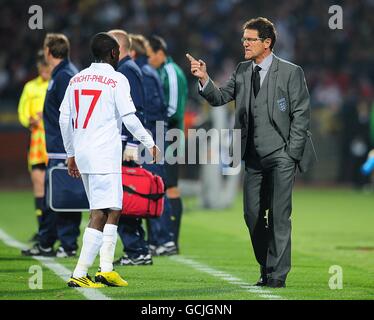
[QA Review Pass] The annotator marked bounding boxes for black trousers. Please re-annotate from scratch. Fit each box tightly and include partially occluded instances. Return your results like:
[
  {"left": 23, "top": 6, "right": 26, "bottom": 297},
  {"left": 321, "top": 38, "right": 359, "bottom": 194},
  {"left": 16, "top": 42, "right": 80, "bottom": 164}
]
[{"left": 243, "top": 147, "right": 296, "bottom": 282}]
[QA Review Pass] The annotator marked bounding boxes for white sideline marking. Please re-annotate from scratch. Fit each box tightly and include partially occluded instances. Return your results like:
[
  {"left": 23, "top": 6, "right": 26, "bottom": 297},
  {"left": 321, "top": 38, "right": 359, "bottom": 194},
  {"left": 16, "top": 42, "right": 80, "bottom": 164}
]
[
  {"left": 0, "top": 228, "right": 111, "bottom": 300},
  {"left": 170, "top": 255, "right": 284, "bottom": 300}
]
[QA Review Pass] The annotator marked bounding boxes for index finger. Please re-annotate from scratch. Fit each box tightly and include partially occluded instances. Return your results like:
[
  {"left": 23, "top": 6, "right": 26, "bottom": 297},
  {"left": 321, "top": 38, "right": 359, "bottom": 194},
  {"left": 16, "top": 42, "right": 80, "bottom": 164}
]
[{"left": 186, "top": 53, "right": 197, "bottom": 62}]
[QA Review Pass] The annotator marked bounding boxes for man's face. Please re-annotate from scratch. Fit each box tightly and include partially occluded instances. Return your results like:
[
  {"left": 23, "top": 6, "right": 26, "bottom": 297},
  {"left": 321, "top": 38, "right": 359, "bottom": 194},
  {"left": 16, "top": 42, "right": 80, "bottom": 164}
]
[
  {"left": 242, "top": 29, "right": 270, "bottom": 61},
  {"left": 43, "top": 47, "right": 52, "bottom": 64},
  {"left": 147, "top": 46, "right": 163, "bottom": 69}
]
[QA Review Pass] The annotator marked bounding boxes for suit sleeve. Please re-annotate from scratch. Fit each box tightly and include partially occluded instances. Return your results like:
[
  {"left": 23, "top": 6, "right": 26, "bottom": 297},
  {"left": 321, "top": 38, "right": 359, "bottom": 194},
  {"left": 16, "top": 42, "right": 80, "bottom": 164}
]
[
  {"left": 198, "top": 65, "right": 238, "bottom": 107},
  {"left": 122, "top": 67, "right": 144, "bottom": 112},
  {"left": 116, "top": 75, "right": 154, "bottom": 149},
  {"left": 286, "top": 66, "right": 311, "bottom": 161}
]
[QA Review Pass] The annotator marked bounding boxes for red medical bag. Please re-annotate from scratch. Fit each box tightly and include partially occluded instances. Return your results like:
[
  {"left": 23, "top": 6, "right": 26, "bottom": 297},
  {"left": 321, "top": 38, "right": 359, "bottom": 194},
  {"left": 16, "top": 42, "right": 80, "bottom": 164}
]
[{"left": 121, "top": 165, "right": 165, "bottom": 218}]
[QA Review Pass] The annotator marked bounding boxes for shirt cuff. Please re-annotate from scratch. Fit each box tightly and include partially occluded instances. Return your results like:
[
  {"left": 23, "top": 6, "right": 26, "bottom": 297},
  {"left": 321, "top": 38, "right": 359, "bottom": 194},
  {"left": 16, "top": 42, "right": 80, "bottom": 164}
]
[
  {"left": 198, "top": 78, "right": 210, "bottom": 92},
  {"left": 126, "top": 142, "right": 139, "bottom": 148}
]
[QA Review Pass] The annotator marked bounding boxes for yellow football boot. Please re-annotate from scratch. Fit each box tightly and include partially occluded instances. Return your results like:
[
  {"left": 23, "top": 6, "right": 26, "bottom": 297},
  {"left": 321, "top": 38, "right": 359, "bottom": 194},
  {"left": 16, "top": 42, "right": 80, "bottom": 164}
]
[
  {"left": 67, "top": 275, "right": 105, "bottom": 288},
  {"left": 95, "top": 270, "right": 129, "bottom": 287}
]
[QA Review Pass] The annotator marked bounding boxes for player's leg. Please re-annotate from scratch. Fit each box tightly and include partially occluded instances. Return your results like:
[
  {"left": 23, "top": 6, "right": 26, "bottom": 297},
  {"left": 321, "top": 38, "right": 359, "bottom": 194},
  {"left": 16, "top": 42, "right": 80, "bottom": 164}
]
[
  {"left": 115, "top": 216, "right": 152, "bottom": 266},
  {"left": 83, "top": 173, "right": 128, "bottom": 287},
  {"left": 73, "top": 209, "right": 108, "bottom": 277},
  {"left": 68, "top": 174, "right": 106, "bottom": 288},
  {"left": 167, "top": 186, "right": 183, "bottom": 249},
  {"left": 55, "top": 211, "right": 82, "bottom": 258},
  {"left": 30, "top": 164, "right": 46, "bottom": 241},
  {"left": 22, "top": 160, "right": 57, "bottom": 256},
  {"left": 95, "top": 209, "right": 128, "bottom": 287},
  {"left": 143, "top": 162, "right": 177, "bottom": 255},
  {"left": 28, "top": 129, "right": 47, "bottom": 241},
  {"left": 99, "top": 209, "right": 120, "bottom": 273},
  {"left": 164, "top": 162, "right": 181, "bottom": 254}
]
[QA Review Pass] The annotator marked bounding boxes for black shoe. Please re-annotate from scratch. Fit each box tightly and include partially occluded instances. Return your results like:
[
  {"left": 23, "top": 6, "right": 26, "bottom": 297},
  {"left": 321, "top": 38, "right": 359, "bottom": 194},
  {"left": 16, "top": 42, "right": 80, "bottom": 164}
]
[
  {"left": 56, "top": 246, "right": 77, "bottom": 258},
  {"left": 266, "top": 278, "right": 286, "bottom": 288},
  {"left": 114, "top": 254, "right": 153, "bottom": 266},
  {"left": 21, "top": 243, "right": 55, "bottom": 257},
  {"left": 254, "top": 276, "right": 268, "bottom": 286},
  {"left": 149, "top": 245, "right": 157, "bottom": 256},
  {"left": 154, "top": 241, "right": 178, "bottom": 256}
]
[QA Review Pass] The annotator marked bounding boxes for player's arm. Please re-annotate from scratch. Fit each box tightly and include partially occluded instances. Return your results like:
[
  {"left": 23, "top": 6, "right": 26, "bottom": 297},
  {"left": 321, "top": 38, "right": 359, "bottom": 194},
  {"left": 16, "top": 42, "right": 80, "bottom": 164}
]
[
  {"left": 59, "top": 86, "right": 74, "bottom": 158},
  {"left": 58, "top": 86, "right": 80, "bottom": 177},
  {"left": 115, "top": 76, "right": 161, "bottom": 162}
]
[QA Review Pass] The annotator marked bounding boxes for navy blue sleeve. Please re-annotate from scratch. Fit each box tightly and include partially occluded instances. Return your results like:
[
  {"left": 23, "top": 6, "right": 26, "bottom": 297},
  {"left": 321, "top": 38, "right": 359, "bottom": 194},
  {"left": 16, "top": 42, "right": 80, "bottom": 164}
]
[
  {"left": 122, "top": 67, "right": 144, "bottom": 110},
  {"left": 121, "top": 66, "right": 145, "bottom": 146},
  {"left": 54, "top": 71, "right": 71, "bottom": 105}
]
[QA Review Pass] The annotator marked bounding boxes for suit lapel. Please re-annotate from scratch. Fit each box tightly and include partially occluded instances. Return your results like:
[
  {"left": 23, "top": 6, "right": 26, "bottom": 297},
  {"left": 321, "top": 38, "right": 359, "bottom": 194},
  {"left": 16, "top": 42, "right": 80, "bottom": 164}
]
[
  {"left": 243, "top": 61, "right": 253, "bottom": 115},
  {"left": 267, "top": 55, "right": 279, "bottom": 122}
]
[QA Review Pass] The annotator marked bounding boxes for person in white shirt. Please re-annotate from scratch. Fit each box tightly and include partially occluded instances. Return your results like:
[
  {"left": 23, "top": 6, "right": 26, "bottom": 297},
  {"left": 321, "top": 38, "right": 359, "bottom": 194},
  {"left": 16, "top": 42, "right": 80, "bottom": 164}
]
[{"left": 59, "top": 32, "right": 160, "bottom": 288}]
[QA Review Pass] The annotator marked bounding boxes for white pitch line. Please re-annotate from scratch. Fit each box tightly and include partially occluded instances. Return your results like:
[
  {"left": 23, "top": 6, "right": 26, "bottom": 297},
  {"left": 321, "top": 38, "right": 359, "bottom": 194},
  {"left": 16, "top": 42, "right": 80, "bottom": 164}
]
[
  {"left": 0, "top": 228, "right": 111, "bottom": 300},
  {"left": 170, "top": 255, "right": 284, "bottom": 300}
]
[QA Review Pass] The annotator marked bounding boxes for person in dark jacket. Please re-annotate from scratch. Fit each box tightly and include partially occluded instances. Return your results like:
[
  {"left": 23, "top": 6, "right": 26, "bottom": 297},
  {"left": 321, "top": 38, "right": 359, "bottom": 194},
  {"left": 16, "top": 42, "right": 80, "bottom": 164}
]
[
  {"left": 108, "top": 29, "right": 152, "bottom": 266},
  {"left": 130, "top": 34, "right": 177, "bottom": 256},
  {"left": 22, "top": 33, "right": 82, "bottom": 258}
]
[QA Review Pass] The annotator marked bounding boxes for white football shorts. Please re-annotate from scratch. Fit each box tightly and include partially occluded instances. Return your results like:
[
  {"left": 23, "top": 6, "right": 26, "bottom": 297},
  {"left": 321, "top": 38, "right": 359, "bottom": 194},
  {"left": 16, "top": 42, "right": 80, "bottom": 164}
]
[{"left": 81, "top": 173, "right": 122, "bottom": 210}]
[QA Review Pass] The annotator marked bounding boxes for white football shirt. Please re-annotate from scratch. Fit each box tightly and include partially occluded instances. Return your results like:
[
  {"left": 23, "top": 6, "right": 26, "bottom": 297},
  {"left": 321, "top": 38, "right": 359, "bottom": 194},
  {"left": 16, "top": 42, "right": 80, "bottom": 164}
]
[{"left": 59, "top": 63, "right": 136, "bottom": 174}]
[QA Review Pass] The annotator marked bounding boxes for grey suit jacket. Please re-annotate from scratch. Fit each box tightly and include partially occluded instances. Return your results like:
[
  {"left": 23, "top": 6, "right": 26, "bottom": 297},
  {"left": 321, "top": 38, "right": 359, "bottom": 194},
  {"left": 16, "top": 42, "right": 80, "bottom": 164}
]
[{"left": 199, "top": 54, "right": 317, "bottom": 173}]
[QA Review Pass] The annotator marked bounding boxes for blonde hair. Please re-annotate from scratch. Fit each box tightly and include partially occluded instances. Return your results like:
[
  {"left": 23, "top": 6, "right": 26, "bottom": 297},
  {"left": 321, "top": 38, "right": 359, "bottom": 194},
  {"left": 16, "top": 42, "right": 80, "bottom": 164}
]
[{"left": 129, "top": 34, "right": 148, "bottom": 57}]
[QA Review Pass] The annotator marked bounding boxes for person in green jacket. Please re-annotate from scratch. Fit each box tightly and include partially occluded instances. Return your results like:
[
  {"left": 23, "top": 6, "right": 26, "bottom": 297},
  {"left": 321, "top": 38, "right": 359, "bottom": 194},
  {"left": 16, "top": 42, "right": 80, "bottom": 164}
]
[{"left": 147, "top": 35, "right": 188, "bottom": 252}]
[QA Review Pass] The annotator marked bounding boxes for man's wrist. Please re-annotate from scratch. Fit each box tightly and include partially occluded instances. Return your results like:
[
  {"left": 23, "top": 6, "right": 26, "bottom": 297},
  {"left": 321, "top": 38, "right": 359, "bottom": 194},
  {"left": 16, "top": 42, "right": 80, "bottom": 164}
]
[{"left": 199, "top": 76, "right": 208, "bottom": 86}]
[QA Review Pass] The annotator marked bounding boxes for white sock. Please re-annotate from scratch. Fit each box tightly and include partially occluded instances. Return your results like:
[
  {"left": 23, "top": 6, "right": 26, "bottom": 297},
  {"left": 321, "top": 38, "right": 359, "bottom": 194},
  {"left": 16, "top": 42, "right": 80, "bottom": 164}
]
[
  {"left": 73, "top": 228, "right": 103, "bottom": 278},
  {"left": 99, "top": 224, "right": 118, "bottom": 272}
]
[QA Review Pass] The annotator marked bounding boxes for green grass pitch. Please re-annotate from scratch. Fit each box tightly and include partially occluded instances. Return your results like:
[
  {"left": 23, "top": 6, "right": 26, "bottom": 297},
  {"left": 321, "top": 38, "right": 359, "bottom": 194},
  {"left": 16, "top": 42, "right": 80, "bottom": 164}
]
[{"left": 0, "top": 188, "right": 374, "bottom": 300}]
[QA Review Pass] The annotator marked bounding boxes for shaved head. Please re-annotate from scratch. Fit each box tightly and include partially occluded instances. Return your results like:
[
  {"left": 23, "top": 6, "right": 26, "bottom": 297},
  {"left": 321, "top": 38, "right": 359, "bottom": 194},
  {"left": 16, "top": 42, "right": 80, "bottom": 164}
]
[{"left": 108, "top": 29, "right": 131, "bottom": 60}]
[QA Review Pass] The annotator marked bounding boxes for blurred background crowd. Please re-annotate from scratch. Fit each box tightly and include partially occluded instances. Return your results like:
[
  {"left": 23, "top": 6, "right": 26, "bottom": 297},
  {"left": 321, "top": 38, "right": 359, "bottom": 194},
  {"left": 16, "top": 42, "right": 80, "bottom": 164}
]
[{"left": 1, "top": 0, "right": 374, "bottom": 188}]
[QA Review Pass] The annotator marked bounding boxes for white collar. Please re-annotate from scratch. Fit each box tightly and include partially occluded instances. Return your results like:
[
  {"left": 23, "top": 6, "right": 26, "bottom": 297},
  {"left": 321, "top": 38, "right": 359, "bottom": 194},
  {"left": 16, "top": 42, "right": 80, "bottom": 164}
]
[
  {"left": 90, "top": 62, "right": 115, "bottom": 71},
  {"left": 253, "top": 52, "right": 273, "bottom": 71}
]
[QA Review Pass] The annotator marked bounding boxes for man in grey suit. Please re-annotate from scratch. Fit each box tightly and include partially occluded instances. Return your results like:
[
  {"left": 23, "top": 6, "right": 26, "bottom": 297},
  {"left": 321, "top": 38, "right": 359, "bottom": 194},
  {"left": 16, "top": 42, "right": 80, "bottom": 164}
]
[{"left": 187, "top": 17, "right": 316, "bottom": 288}]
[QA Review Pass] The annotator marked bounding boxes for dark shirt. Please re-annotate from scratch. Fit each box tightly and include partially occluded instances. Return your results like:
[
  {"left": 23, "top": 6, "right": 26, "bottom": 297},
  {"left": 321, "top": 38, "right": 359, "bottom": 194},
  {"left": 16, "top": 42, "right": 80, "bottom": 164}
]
[
  {"left": 135, "top": 55, "right": 167, "bottom": 136},
  {"left": 43, "top": 59, "right": 78, "bottom": 156},
  {"left": 117, "top": 55, "right": 145, "bottom": 145}
]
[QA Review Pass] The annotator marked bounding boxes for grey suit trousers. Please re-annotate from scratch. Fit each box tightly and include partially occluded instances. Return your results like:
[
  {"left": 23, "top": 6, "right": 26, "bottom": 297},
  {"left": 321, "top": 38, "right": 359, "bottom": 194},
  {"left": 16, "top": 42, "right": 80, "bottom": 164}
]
[{"left": 243, "top": 147, "right": 296, "bottom": 282}]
